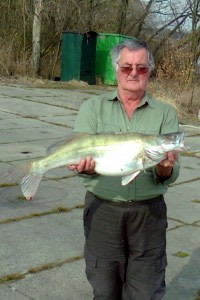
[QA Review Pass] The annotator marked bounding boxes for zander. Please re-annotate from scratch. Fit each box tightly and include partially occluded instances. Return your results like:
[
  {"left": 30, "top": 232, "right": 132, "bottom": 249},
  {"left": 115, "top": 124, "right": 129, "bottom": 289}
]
[{"left": 5, "top": 132, "right": 185, "bottom": 200}]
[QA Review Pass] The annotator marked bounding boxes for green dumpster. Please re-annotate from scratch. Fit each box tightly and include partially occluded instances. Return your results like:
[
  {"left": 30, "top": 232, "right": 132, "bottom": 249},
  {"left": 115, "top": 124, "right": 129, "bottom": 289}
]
[
  {"left": 96, "top": 33, "right": 135, "bottom": 85},
  {"left": 61, "top": 31, "right": 97, "bottom": 84}
]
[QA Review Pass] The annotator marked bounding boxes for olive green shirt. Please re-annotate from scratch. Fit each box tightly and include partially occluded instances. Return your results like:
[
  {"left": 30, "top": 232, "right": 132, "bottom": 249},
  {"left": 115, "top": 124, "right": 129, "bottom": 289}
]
[{"left": 74, "top": 90, "right": 180, "bottom": 201}]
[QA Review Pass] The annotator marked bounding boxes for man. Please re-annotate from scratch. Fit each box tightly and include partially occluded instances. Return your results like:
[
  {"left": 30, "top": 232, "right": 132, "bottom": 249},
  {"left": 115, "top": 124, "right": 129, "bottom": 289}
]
[{"left": 69, "top": 39, "right": 180, "bottom": 299}]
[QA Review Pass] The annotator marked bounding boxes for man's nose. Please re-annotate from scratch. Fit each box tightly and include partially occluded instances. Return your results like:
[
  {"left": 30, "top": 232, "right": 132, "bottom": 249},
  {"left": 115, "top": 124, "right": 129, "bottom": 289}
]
[{"left": 129, "top": 67, "right": 137, "bottom": 76}]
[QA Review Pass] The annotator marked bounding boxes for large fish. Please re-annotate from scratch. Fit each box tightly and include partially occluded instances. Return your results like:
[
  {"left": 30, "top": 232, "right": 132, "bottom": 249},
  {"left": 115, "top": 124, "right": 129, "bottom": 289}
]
[{"left": 6, "top": 132, "right": 185, "bottom": 200}]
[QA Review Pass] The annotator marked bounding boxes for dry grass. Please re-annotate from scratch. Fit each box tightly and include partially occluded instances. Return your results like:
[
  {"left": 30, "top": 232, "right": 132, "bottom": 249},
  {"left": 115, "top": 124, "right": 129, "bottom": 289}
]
[
  {"left": 0, "top": 37, "right": 32, "bottom": 78},
  {"left": 147, "top": 79, "right": 200, "bottom": 122}
]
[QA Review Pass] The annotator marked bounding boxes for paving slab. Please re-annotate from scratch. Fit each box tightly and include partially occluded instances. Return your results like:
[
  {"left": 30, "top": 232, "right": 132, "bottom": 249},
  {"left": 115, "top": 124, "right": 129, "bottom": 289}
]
[
  {"left": 1, "top": 259, "right": 92, "bottom": 300},
  {"left": 164, "top": 226, "right": 200, "bottom": 300},
  {"left": 0, "top": 177, "right": 86, "bottom": 220},
  {"left": 167, "top": 219, "right": 184, "bottom": 231},
  {"left": 40, "top": 115, "right": 77, "bottom": 128},
  {"left": 0, "top": 162, "right": 13, "bottom": 173},
  {"left": 180, "top": 124, "right": 200, "bottom": 134},
  {"left": 0, "top": 210, "right": 84, "bottom": 276},
  {"left": 0, "top": 97, "right": 71, "bottom": 118},
  {"left": 0, "top": 117, "right": 58, "bottom": 130},
  {"left": 0, "top": 126, "right": 70, "bottom": 144},
  {"left": 0, "top": 286, "right": 30, "bottom": 300},
  {"left": 0, "top": 111, "right": 22, "bottom": 119},
  {"left": 176, "top": 156, "right": 200, "bottom": 183},
  {"left": 166, "top": 181, "right": 200, "bottom": 224},
  {"left": 0, "top": 85, "right": 50, "bottom": 98},
  {"left": 185, "top": 135, "right": 200, "bottom": 152},
  {"left": 22, "top": 93, "right": 91, "bottom": 111}
]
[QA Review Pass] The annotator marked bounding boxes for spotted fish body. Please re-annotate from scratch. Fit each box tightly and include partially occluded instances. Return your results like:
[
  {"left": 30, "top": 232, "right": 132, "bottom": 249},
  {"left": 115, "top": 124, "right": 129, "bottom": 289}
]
[{"left": 7, "top": 132, "right": 185, "bottom": 200}]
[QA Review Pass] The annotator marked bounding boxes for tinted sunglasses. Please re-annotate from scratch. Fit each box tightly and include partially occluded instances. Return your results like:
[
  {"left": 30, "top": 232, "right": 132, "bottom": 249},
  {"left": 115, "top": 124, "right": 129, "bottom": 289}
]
[{"left": 117, "top": 64, "right": 149, "bottom": 75}]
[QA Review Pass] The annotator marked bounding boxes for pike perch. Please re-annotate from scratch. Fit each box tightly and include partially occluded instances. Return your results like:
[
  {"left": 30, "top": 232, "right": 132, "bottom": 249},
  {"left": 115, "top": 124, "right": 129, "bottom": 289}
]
[{"left": 5, "top": 132, "right": 185, "bottom": 200}]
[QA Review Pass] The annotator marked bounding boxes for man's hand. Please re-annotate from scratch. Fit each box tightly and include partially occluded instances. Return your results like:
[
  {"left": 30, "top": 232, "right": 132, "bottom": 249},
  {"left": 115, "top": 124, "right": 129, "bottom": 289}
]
[
  {"left": 156, "top": 152, "right": 178, "bottom": 178},
  {"left": 68, "top": 156, "right": 96, "bottom": 175}
]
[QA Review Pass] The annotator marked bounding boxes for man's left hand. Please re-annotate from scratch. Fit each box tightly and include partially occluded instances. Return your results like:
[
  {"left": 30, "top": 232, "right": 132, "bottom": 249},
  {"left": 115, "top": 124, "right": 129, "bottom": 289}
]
[{"left": 156, "top": 152, "right": 178, "bottom": 178}]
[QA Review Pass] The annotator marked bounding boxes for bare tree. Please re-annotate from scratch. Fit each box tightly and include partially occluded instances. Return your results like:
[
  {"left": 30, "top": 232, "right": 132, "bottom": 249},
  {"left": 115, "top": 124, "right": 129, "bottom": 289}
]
[
  {"left": 186, "top": 0, "right": 200, "bottom": 103},
  {"left": 133, "top": 0, "right": 155, "bottom": 37},
  {"left": 117, "top": 0, "right": 129, "bottom": 33},
  {"left": 32, "top": 0, "right": 43, "bottom": 75},
  {"left": 153, "top": 14, "right": 188, "bottom": 56}
]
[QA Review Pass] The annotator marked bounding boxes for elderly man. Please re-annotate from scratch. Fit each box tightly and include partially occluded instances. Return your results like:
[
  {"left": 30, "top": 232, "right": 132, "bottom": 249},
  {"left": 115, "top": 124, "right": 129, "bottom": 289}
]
[{"left": 69, "top": 39, "right": 180, "bottom": 299}]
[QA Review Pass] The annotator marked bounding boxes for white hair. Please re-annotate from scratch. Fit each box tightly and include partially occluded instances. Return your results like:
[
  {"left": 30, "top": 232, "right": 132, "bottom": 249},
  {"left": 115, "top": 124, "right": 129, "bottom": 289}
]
[{"left": 110, "top": 39, "right": 155, "bottom": 72}]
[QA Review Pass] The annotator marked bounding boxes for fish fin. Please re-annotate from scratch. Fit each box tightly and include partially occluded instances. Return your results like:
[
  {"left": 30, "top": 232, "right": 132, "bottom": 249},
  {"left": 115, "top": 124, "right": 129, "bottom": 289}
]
[
  {"left": 142, "top": 154, "right": 147, "bottom": 173},
  {"left": 144, "top": 147, "right": 164, "bottom": 162},
  {"left": 46, "top": 133, "right": 89, "bottom": 154},
  {"left": 4, "top": 163, "right": 32, "bottom": 184},
  {"left": 121, "top": 171, "right": 140, "bottom": 186},
  {"left": 4, "top": 163, "right": 42, "bottom": 200},
  {"left": 21, "top": 172, "right": 42, "bottom": 201}
]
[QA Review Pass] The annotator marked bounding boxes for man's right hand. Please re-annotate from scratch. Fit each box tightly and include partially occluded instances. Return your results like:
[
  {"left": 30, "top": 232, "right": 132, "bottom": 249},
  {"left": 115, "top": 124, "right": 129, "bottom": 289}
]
[{"left": 68, "top": 156, "right": 96, "bottom": 175}]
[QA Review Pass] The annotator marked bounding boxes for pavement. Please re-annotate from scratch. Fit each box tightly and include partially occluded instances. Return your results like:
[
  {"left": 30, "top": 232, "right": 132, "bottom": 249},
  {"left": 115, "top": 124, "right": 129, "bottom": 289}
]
[{"left": 0, "top": 83, "right": 199, "bottom": 300}]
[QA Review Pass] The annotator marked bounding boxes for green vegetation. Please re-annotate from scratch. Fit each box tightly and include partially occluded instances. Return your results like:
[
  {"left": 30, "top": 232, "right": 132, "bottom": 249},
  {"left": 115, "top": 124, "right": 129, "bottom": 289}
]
[
  {"left": 0, "top": 255, "right": 83, "bottom": 284},
  {"left": 192, "top": 199, "right": 200, "bottom": 203},
  {"left": 173, "top": 251, "right": 189, "bottom": 258},
  {"left": 0, "top": 273, "right": 25, "bottom": 283},
  {"left": 28, "top": 255, "right": 83, "bottom": 274},
  {"left": 0, "top": 183, "right": 17, "bottom": 188},
  {"left": 195, "top": 289, "right": 200, "bottom": 300},
  {"left": 17, "top": 195, "right": 27, "bottom": 201}
]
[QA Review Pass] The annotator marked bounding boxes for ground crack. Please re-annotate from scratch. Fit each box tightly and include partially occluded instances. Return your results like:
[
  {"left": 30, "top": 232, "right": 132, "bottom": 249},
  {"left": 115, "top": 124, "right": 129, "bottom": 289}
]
[
  {"left": 0, "top": 203, "right": 84, "bottom": 225},
  {"left": 0, "top": 255, "right": 83, "bottom": 285}
]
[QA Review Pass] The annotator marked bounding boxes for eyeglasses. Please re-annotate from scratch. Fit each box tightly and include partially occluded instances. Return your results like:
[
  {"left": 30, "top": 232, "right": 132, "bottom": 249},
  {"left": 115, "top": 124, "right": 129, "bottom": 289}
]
[{"left": 117, "top": 64, "right": 149, "bottom": 75}]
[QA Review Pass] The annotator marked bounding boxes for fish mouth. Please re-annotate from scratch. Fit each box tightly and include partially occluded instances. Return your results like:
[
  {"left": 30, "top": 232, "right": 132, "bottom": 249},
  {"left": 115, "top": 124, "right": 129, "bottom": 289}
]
[{"left": 160, "top": 132, "right": 186, "bottom": 151}]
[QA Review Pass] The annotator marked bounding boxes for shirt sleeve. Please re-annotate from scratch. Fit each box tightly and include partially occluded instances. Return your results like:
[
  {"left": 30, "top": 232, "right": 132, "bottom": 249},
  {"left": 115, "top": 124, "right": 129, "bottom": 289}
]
[
  {"left": 160, "top": 105, "right": 179, "bottom": 134},
  {"left": 74, "top": 100, "right": 97, "bottom": 134},
  {"left": 153, "top": 104, "right": 180, "bottom": 185},
  {"left": 73, "top": 99, "right": 98, "bottom": 178}
]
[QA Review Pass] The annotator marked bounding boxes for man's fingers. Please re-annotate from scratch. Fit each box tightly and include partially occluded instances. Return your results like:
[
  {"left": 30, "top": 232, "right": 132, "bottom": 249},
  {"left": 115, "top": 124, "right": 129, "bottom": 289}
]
[
  {"left": 76, "top": 159, "right": 86, "bottom": 173},
  {"left": 70, "top": 157, "right": 95, "bottom": 173},
  {"left": 84, "top": 156, "right": 95, "bottom": 171},
  {"left": 68, "top": 165, "right": 77, "bottom": 171},
  {"left": 90, "top": 160, "right": 95, "bottom": 170},
  {"left": 158, "top": 152, "right": 178, "bottom": 168},
  {"left": 167, "top": 152, "right": 175, "bottom": 163}
]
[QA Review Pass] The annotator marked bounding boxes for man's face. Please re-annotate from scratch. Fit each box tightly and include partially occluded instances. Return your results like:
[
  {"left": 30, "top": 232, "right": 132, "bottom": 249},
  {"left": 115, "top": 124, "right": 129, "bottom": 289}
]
[{"left": 116, "top": 47, "right": 150, "bottom": 94}]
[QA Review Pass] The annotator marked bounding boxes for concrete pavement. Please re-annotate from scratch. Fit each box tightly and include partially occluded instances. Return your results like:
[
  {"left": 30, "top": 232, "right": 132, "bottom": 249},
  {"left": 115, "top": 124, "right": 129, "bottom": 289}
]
[{"left": 0, "top": 83, "right": 199, "bottom": 300}]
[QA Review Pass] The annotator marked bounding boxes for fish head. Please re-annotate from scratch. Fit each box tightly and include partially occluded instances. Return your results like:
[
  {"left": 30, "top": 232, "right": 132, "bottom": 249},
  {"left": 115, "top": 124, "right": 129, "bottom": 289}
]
[
  {"left": 157, "top": 132, "right": 185, "bottom": 153},
  {"left": 144, "top": 132, "right": 185, "bottom": 164}
]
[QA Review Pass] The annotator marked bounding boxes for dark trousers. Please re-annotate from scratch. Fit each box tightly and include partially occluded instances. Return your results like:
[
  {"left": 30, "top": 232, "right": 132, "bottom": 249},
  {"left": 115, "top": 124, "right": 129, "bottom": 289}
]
[{"left": 83, "top": 191, "right": 168, "bottom": 300}]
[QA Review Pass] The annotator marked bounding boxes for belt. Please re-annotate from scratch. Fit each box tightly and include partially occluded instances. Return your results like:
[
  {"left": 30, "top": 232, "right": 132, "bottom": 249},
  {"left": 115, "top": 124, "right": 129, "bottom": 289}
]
[{"left": 94, "top": 194, "right": 163, "bottom": 206}]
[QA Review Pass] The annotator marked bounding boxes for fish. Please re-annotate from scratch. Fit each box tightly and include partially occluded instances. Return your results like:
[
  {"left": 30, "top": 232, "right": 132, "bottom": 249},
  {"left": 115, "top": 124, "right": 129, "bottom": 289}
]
[{"left": 5, "top": 131, "right": 185, "bottom": 200}]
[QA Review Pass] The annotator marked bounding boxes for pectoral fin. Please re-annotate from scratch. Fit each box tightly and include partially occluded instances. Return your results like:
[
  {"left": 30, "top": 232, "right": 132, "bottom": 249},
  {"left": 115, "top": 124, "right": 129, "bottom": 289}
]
[
  {"left": 144, "top": 146, "right": 163, "bottom": 161},
  {"left": 121, "top": 171, "right": 140, "bottom": 186}
]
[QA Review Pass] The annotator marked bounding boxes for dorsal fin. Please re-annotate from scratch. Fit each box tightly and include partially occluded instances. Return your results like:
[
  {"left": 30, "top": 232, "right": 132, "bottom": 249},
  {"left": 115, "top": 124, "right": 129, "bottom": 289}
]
[{"left": 46, "top": 132, "right": 89, "bottom": 154}]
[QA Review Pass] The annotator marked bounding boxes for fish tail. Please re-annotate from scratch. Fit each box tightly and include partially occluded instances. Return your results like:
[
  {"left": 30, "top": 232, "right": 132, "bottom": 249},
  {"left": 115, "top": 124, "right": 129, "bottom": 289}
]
[
  {"left": 4, "top": 162, "right": 42, "bottom": 200},
  {"left": 21, "top": 171, "right": 42, "bottom": 201}
]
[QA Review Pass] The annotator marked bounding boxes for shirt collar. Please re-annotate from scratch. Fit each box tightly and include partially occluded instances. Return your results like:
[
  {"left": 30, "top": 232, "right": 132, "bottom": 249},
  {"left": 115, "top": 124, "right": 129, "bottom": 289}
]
[{"left": 108, "top": 89, "right": 155, "bottom": 108}]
